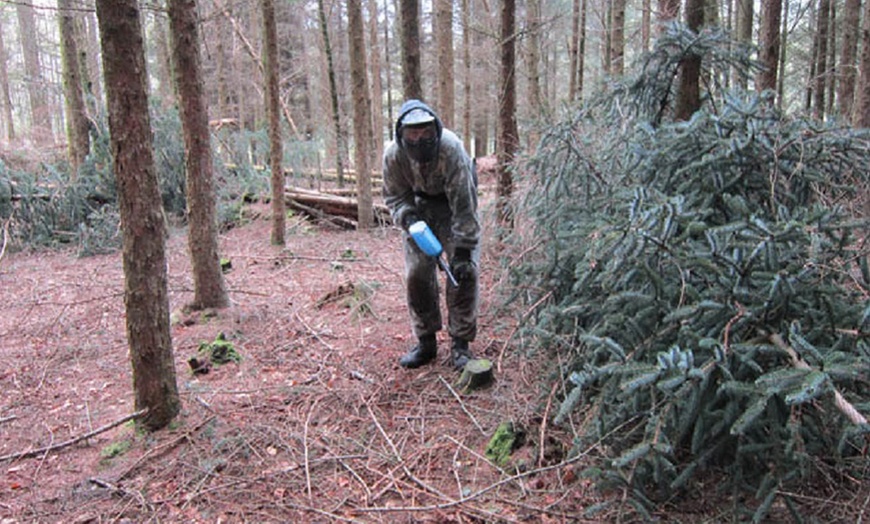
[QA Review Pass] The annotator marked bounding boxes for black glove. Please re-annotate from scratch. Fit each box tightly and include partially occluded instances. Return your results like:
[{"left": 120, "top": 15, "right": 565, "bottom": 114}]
[
  {"left": 401, "top": 211, "right": 421, "bottom": 231},
  {"left": 450, "top": 248, "right": 475, "bottom": 282}
]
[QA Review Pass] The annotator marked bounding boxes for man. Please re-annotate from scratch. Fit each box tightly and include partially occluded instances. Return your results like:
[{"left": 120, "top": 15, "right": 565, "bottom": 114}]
[{"left": 383, "top": 99, "right": 481, "bottom": 370}]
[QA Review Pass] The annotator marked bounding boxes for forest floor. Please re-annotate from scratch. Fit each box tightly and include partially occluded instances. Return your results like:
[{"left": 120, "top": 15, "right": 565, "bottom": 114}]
[{"left": 0, "top": 161, "right": 866, "bottom": 523}]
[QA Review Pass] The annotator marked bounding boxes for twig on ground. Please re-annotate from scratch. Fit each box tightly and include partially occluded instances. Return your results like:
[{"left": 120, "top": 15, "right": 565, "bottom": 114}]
[
  {"left": 497, "top": 290, "right": 553, "bottom": 373},
  {"left": 304, "top": 398, "right": 319, "bottom": 503},
  {"left": 538, "top": 381, "right": 559, "bottom": 467},
  {"left": 0, "top": 415, "right": 17, "bottom": 424},
  {"left": 0, "top": 409, "right": 148, "bottom": 463},
  {"left": 115, "top": 415, "right": 215, "bottom": 482},
  {"left": 438, "top": 375, "right": 485, "bottom": 436},
  {"left": 89, "top": 477, "right": 154, "bottom": 512},
  {"left": 363, "top": 398, "right": 453, "bottom": 503}
]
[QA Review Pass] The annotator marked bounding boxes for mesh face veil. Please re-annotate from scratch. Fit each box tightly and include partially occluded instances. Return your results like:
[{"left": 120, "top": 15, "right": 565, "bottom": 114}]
[{"left": 399, "top": 108, "right": 440, "bottom": 163}]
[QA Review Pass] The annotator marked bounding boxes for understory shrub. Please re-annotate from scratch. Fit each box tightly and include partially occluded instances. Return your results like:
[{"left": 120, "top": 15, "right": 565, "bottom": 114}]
[{"left": 514, "top": 23, "right": 870, "bottom": 520}]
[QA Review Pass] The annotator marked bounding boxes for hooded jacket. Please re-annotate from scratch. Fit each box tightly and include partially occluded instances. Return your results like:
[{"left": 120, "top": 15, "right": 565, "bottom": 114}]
[{"left": 383, "top": 100, "right": 480, "bottom": 251}]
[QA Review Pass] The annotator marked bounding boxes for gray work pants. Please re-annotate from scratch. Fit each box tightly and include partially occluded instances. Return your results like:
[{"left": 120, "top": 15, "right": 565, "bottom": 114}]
[{"left": 403, "top": 196, "right": 479, "bottom": 343}]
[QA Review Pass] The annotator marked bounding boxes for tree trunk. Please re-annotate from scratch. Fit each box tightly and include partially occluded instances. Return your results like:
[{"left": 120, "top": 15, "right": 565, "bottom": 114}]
[
  {"left": 83, "top": 10, "right": 104, "bottom": 117},
  {"left": 825, "top": 1, "right": 837, "bottom": 118},
  {"left": 568, "top": 0, "right": 580, "bottom": 102},
  {"left": 497, "top": 0, "right": 517, "bottom": 229},
  {"left": 317, "top": 0, "right": 347, "bottom": 187},
  {"left": 461, "top": 0, "right": 472, "bottom": 153},
  {"left": 756, "top": 0, "right": 782, "bottom": 94},
  {"left": 642, "top": 0, "right": 651, "bottom": 52},
  {"left": 472, "top": 0, "right": 488, "bottom": 157},
  {"left": 152, "top": 1, "right": 176, "bottom": 107},
  {"left": 610, "top": 0, "right": 625, "bottom": 76},
  {"left": 261, "top": 0, "right": 285, "bottom": 245},
  {"left": 17, "top": 1, "right": 52, "bottom": 142},
  {"left": 95, "top": 0, "right": 180, "bottom": 431},
  {"left": 814, "top": 0, "right": 830, "bottom": 119},
  {"left": 735, "top": 0, "right": 752, "bottom": 89},
  {"left": 777, "top": 0, "right": 789, "bottom": 111},
  {"left": 854, "top": 0, "right": 870, "bottom": 126},
  {"left": 399, "top": 0, "right": 423, "bottom": 100},
  {"left": 168, "top": 0, "right": 229, "bottom": 310},
  {"left": 578, "top": 0, "right": 587, "bottom": 100},
  {"left": 367, "top": 0, "right": 385, "bottom": 162},
  {"left": 59, "top": 0, "right": 90, "bottom": 175},
  {"left": 348, "top": 0, "right": 374, "bottom": 229},
  {"left": 435, "top": 0, "right": 455, "bottom": 127},
  {"left": 674, "top": 0, "right": 704, "bottom": 121},
  {"left": 0, "top": 16, "right": 15, "bottom": 141},
  {"left": 838, "top": 0, "right": 861, "bottom": 119},
  {"left": 525, "top": 0, "right": 543, "bottom": 128}
]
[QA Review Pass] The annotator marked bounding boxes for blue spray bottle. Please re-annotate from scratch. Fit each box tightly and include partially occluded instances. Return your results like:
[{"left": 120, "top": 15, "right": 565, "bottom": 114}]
[{"left": 408, "top": 221, "right": 459, "bottom": 287}]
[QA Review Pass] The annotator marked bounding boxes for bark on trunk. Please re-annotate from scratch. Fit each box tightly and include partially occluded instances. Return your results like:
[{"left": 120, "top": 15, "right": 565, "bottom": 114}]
[
  {"left": 435, "top": 0, "right": 455, "bottom": 127},
  {"left": 168, "top": 0, "right": 229, "bottom": 309},
  {"left": 497, "top": 0, "right": 517, "bottom": 229},
  {"left": 95, "top": 0, "right": 179, "bottom": 431},
  {"left": 59, "top": 0, "right": 91, "bottom": 175},
  {"left": 399, "top": 0, "right": 423, "bottom": 100},
  {"left": 262, "top": 0, "right": 285, "bottom": 245},
  {"left": 348, "top": 0, "right": 374, "bottom": 229}
]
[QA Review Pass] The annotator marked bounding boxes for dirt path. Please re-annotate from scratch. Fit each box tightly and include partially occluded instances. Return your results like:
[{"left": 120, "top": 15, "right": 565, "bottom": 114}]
[{"left": 0, "top": 199, "right": 601, "bottom": 522}]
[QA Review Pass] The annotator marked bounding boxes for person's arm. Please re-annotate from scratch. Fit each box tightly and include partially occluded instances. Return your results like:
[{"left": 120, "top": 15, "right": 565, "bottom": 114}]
[
  {"left": 443, "top": 136, "right": 480, "bottom": 250},
  {"left": 383, "top": 146, "right": 419, "bottom": 230}
]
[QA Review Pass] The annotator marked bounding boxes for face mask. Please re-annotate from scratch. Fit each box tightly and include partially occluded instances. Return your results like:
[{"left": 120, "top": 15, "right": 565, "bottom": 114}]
[
  {"left": 405, "top": 137, "right": 439, "bottom": 163},
  {"left": 402, "top": 124, "right": 439, "bottom": 163}
]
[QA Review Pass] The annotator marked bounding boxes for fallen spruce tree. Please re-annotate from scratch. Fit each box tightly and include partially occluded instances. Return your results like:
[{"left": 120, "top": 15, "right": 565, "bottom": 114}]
[{"left": 512, "top": 24, "right": 870, "bottom": 521}]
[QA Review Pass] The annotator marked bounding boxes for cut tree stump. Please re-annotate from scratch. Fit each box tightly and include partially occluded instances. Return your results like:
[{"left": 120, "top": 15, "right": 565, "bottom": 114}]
[{"left": 456, "top": 358, "right": 494, "bottom": 392}]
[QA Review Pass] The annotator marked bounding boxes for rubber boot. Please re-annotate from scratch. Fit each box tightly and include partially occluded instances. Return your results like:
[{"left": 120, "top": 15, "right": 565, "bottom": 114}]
[
  {"left": 451, "top": 338, "right": 473, "bottom": 370},
  {"left": 399, "top": 334, "right": 438, "bottom": 368}
]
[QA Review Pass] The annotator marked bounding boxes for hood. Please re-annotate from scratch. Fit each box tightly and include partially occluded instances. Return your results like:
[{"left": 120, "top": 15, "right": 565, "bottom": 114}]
[{"left": 394, "top": 99, "right": 443, "bottom": 149}]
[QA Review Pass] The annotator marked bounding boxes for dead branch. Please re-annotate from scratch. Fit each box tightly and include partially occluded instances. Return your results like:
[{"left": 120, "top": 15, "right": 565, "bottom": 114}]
[
  {"left": 769, "top": 333, "right": 868, "bottom": 425},
  {"left": 438, "top": 375, "right": 486, "bottom": 435},
  {"left": 0, "top": 409, "right": 148, "bottom": 463}
]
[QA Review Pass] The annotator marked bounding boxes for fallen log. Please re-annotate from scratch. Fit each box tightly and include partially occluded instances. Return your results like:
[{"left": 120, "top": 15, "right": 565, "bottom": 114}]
[{"left": 285, "top": 186, "right": 392, "bottom": 227}]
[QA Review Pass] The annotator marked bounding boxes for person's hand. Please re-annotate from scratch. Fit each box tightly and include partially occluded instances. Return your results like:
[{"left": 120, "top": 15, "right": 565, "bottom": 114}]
[
  {"left": 450, "top": 248, "right": 475, "bottom": 282},
  {"left": 401, "top": 211, "right": 421, "bottom": 231}
]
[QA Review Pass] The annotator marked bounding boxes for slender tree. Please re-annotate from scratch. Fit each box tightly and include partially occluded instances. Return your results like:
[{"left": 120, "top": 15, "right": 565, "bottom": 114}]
[
  {"left": 59, "top": 0, "right": 90, "bottom": 175},
  {"left": 262, "top": 0, "right": 285, "bottom": 245},
  {"left": 152, "top": 2, "right": 175, "bottom": 106},
  {"left": 0, "top": 13, "right": 15, "bottom": 141},
  {"left": 525, "top": 0, "right": 543, "bottom": 123},
  {"left": 610, "top": 0, "right": 626, "bottom": 76},
  {"left": 348, "top": 0, "right": 374, "bottom": 229},
  {"left": 317, "top": 0, "right": 347, "bottom": 186},
  {"left": 497, "top": 0, "right": 517, "bottom": 229},
  {"left": 17, "top": 1, "right": 51, "bottom": 141},
  {"left": 568, "top": 0, "right": 580, "bottom": 101},
  {"left": 367, "top": 0, "right": 385, "bottom": 161},
  {"left": 95, "top": 0, "right": 180, "bottom": 431},
  {"left": 838, "top": 0, "right": 861, "bottom": 119},
  {"left": 168, "top": 0, "right": 229, "bottom": 310},
  {"left": 461, "top": 0, "right": 472, "bottom": 152},
  {"left": 854, "top": 0, "right": 870, "bottom": 126},
  {"left": 674, "top": 0, "right": 704, "bottom": 120},
  {"left": 756, "top": 0, "right": 783, "bottom": 94},
  {"left": 813, "top": 0, "right": 831, "bottom": 119},
  {"left": 735, "top": 0, "right": 753, "bottom": 89},
  {"left": 435, "top": 0, "right": 455, "bottom": 127},
  {"left": 399, "top": 0, "right": 423, "bottom": 100}
]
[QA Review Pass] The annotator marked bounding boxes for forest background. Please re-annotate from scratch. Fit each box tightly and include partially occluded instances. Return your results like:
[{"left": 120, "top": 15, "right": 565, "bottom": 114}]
[{"left": 0, "top": 0, "right": 868, "bottom": 522}]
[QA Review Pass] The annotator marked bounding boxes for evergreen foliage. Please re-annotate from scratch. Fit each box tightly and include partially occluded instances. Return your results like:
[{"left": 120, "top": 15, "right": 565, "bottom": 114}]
[{"left": 515, "top": 23, "right": 870, "bottom": 518}]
